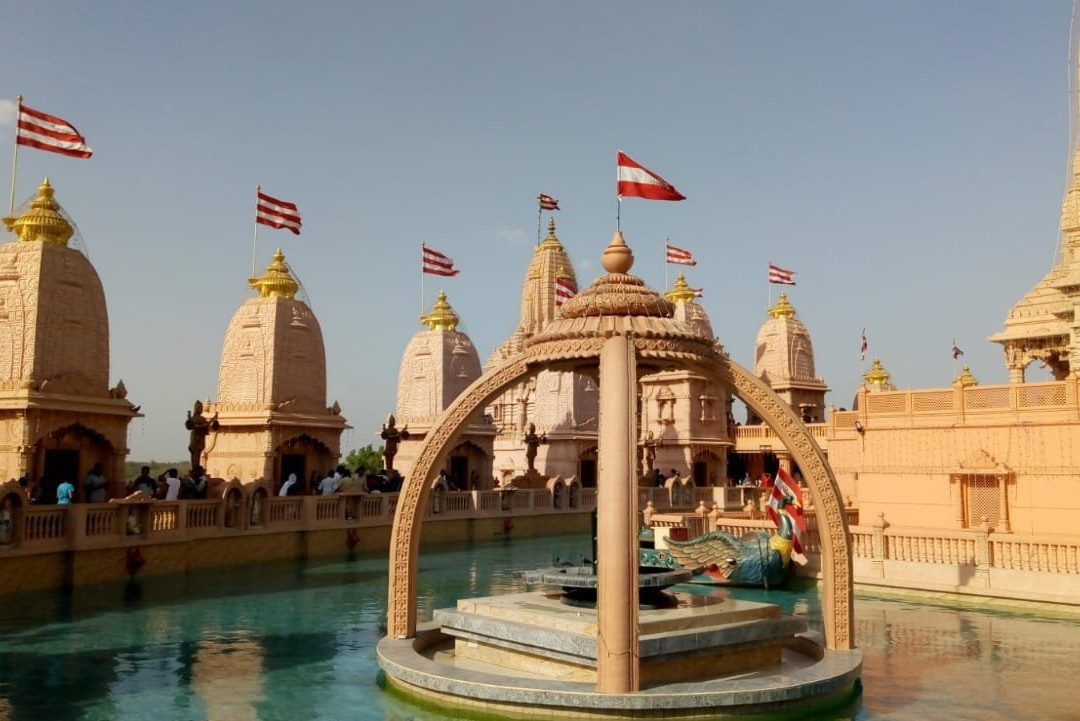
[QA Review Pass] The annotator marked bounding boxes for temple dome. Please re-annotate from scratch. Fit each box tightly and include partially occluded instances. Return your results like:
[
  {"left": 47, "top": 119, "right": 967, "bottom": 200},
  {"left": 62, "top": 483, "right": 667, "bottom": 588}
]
[
  {"left": 664, "top": 273, "right": 714, "bottom": 340},
  {"left": 754, "top": 292, "right": 820, "bottom": 384},
  {"left": 397, "top": 292, "right": 483, "bottom": 426},
  {"left": 488, "top": 218, "right": 576, "bottom": 369},
  {"left": 0, "top": 179, "right": 110, "bottom": 394},
  {"left": 748, "top": 291, "right": 828, "bottom": 422},
  {"left": 216, "top": 250, "right": 329, "bottom": 412}
]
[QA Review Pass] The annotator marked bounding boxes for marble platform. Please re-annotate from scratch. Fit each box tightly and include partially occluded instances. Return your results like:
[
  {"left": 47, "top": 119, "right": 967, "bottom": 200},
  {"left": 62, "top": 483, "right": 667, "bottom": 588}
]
[{"left": 377, "top": 588, "right": 862, "bottom": 719}]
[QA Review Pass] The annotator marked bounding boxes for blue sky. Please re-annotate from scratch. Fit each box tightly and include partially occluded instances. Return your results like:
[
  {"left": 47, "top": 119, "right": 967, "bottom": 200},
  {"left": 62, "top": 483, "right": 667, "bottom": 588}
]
[{"left": 1, "top": 2, "right": 1075, "bottom": 462}]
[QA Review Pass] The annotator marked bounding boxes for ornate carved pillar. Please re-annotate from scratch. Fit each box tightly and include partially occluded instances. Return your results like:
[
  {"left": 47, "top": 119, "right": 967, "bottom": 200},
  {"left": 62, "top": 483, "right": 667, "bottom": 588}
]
[{"left": 1005, "top": 343, "right": 1027, "bottom": 384}]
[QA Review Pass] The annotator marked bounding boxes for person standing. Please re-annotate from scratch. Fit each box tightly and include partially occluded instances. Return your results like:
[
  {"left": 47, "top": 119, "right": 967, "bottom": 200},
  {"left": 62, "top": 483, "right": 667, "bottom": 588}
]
[
  {"left": 56, "top": 478, "right": 75, "bottom": 505},
  {"left": 129, "top": 466, "right": 156, "bottom": 496},
  {"left": 85, "top": 463, "right": 107, "bottom": 503},
  {"left": 279, "top": 473, "right": 298, "bottom": 497},
  {"left": 162, "top": 468, "right": 181, "bottom": 501}
]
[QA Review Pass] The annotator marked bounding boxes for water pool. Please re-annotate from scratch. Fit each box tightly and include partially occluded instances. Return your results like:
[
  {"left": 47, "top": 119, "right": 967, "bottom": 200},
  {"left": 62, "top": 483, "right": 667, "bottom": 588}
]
[{"left": 0, "top": 535, "right": 1075, "bottom": 720}]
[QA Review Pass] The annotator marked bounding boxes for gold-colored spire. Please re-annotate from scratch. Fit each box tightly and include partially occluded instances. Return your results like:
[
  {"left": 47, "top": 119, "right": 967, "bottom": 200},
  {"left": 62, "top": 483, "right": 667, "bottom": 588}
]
[
  {"left": 863, "top": 358, "right": 891, "bottom": 387},
  {"left": 248, "top": 248, "right": 299, "bottom": 299},
  {"left": 420, "top": 290, "right": 459, "bottom": 331},
  {"left": 954, "top": 364, "right": 978, "bottom": 387},
  {"left": 767, "top": 291, "right": 797, "bottom": 319},
  {"left": 2, "top": 178, "right": 75, "bottom": 246},
  {"left": 664, "top": 272, "right": 697, "bottom": 304},
  {"left": 540, "top": 217, "right": 563, "bottom": 249}
]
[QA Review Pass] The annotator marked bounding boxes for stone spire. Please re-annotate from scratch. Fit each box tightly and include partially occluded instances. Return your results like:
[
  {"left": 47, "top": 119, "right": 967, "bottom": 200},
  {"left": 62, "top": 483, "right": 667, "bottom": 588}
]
[
  {"left": 990, "top": 27, "right": 1080, "bottom": 381},
  {"left": 751, "top": 291, "right": 828, "bottom": 422},
  {"left": 2, "top": 179, "right": 74, "bottom": 246},
  {"left": 519, "top": 218, "right": 578, "bottom": 336},
  {"left": 0, "top": 178, "right": 136, "bottom": 499},
  {"left": 664, "top": 272, "right": 714, "bottom": 340},
  {"left": 207, "top": 250, "right": 345, "bottom": 482},
  {"left": 487, "top": 217, "right": 577, "bottom": 368}
]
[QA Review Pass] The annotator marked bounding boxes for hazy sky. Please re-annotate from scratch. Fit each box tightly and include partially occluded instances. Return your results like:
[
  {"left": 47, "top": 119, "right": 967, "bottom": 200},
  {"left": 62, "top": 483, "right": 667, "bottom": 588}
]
[{"left": 1, "top": 2, "right": 1076, "bottom": 461}]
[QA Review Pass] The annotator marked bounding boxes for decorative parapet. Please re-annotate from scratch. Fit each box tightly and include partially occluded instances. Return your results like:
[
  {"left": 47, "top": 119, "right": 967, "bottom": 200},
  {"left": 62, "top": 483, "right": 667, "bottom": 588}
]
[
  {"left": 734, "top": 422, "right": 828, "bottom": 453},
  {"left": 828, "top": 378, "right": 1080, "bottom": 436}
]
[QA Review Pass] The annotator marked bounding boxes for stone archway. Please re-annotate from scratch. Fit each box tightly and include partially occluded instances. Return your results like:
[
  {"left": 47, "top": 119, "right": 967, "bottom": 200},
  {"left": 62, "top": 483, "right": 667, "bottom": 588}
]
[{"left": 386, "top": 348, "right": 853, "bottom": 651}]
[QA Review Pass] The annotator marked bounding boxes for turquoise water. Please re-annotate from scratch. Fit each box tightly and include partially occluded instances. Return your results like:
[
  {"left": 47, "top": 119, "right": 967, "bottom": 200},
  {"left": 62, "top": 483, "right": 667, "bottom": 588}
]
[{"left": 0, "top": 535, "right": 1076, "bottom": 721}]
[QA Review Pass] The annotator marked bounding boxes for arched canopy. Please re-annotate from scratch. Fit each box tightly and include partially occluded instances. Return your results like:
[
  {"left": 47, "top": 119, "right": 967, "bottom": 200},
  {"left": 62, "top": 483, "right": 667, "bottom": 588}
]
[{"left": 385, "top": 341, "right": 854, "bottom": 650}]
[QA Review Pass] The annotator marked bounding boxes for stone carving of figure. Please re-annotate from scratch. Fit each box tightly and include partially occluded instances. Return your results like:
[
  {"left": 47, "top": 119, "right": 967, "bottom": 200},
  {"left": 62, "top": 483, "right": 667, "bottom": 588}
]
[
  {"left": 641, "top": 431, "right": 660, "bottom": 474},
  {"left": 524, "top": 422, "right": 547, "bottom": 472},
  {"left": 381, "top": 414, "right": 410, "bottom": 471},
  {"left": 185, "top": 400, "right": 219, "bottom": 469}
]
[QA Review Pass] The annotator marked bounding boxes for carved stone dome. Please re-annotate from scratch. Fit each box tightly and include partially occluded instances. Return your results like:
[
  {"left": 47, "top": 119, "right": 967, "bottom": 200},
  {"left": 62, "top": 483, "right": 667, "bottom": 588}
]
[
  {"left": 216, "top": 250, "right": 328, "bottom": 412},
  {"left": 0, "top": 179, "right": 109, "bottom": 394},
  {"left": 397, "top": 292, "right": 482, "bottom": 426},
  {"left": 663, "top": 273, "right": 714, "bottom": 340},
  {"left": 754, "top": 292, "right": 820, "bottom": 384}
]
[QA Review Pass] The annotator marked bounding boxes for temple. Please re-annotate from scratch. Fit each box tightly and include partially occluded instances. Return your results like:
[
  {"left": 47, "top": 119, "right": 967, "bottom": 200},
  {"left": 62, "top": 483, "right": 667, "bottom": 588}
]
[
  {"left": 392, "top": 290, "right": 493, "bottom": 488},
  {"left": 0, "top": 179, "right": 139, "bottom": 501},
  {"left": 202, "top": 249, "right": 347, "bottom": 489}
]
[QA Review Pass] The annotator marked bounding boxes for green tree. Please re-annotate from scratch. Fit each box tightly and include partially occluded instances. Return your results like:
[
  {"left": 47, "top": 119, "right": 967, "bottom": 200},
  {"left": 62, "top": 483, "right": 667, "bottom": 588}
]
[{"left": 345, "top": 444, "right": 383, "bottom": 475}]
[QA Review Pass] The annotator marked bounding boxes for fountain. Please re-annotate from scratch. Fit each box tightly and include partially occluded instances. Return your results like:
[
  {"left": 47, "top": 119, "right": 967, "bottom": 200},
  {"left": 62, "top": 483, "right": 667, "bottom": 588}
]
[{"left": 377, "top": 229, "right": 861, "bottom": 718}]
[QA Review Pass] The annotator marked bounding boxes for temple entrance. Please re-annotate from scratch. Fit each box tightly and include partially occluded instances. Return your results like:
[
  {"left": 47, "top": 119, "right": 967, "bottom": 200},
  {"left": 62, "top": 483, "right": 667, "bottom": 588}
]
[
  {"left": 43, "top": 449, "right": 79, "bottom": 502},
  {"left": 280, "top": 454, "right": 306, "bottom": 492},
  {"left": 449, "top": 456, "right": 468, "bottom": 491},
  {"left": 579, "top": 459, "right": 597, "bottom": 488}
]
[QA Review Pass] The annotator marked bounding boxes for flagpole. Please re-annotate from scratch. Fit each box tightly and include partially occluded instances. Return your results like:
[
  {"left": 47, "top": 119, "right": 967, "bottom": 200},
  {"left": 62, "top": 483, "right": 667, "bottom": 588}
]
[
  {"left": 7, "top": 95, "right": 22, "bottom": 216},
  {"left": 420, "top": 242, "right": 425, "bottom": 317},
  {"left": 252, "top": 185, "right": 260, "bottom": 277},
  {"left": 537, "top": 202, "right": 542, "bottom": 246},
  {"left": 766, "top": 260, "right": 772, "bottom": 311},
  {"left": 663, "top": 237, "right": 668, "bottom": 290}
]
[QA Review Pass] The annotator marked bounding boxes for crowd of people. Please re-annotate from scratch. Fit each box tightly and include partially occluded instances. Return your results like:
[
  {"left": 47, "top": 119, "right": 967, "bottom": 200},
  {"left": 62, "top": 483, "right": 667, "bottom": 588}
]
[
  {"left": 13, "top": 464, "right": 214, "bottom": 505},
  {"left": 276, "top": 465, "right": 403, "bottom": 497}
]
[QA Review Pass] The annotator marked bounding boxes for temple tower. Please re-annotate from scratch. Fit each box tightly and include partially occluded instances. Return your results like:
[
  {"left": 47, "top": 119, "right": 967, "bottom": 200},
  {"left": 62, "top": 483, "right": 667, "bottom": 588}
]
[
  {"left": 203, "top": 249, "right": 346, "bottom": 489},
  {"left": 393, "top": 291, "right": 494, "bottom": 487},
  {"left": 0, "top": 179, "right": 139, "bottom": 499},
  {"left": 486, "top": 219, "right": 596, "bottom": 483},
  {"left": 750, "top": 291, "right": 829, "bottom": 423},
  {"left": 637, "top": 273, "right": 731, "bottom": 484},
  {"left": 990, "top": 30, "right": 1080, "bottom": 380}
]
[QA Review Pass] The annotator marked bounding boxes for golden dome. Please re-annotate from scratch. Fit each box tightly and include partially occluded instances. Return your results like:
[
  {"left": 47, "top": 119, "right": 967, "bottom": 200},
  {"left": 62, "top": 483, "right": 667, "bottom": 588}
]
[
  {"left": 420, "top": 291, "right": 460, "bottom": 331},
  {"left": 863, "top": 358, "right": 892, "bottom": 387},
  {"left": 249, "top": 249, "right": 299, "bottom": 299},
  {"left": 767, "top": 291, "right": 797, "bottom": 319},
  {"left": 954, "top": 365, "right": 978, "bottom": 387},
  {"left": 664, "top": 273, "right": 697, "bottom": 304},
  {"left": 2, "top": 178, "right": 75, "bottom": 247}
]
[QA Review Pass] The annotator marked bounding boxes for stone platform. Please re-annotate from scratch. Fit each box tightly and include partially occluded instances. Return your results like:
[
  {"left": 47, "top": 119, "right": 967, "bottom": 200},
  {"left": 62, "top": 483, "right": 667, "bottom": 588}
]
[{"left": 377, "top": 589, "right": 862, "bottom": 719}]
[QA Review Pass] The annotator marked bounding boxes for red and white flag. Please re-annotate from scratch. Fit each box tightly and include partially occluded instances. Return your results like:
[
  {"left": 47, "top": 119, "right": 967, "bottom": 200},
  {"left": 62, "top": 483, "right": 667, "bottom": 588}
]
[
  {"left": 692, "top": 287, "right": 704, "bottom": 298},
  {"left": 860, "top": 328, "right": 868, "bottom": 362},
  {"left": 15, "top": 102, "right": 93, "bottom": 158},
  {"left": 554, "top": 277, "right": 576, "bottom": 307},
  {"left": 766, "top": 468, "right": 807, "bottom": 554},
  {"left": 616, "top": 151, "right": 685, "bottom": 201},
  {"left": 256, "top": 191, "right": 302, "bottom": 235},
  {"left": 665, "top": 242, "right": 696, "bottom": 266},
  {"left": 767, "top": 263, "right": 796, "bottom": 285},
  {"left": 538, "top": 194, "right": 560, "bottom": 211},
  {"left": 422, "top": 245, "right": 460, "bottom": 277},
  {"left": 951, "top": 339, "right": 964, "bottom": 360}
]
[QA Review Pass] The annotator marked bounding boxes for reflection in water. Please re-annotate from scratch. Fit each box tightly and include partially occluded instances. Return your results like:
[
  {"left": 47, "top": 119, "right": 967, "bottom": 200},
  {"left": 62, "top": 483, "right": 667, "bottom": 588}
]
[{"left": 0, "top": 536, "right": 1075, "bottom": 721}]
